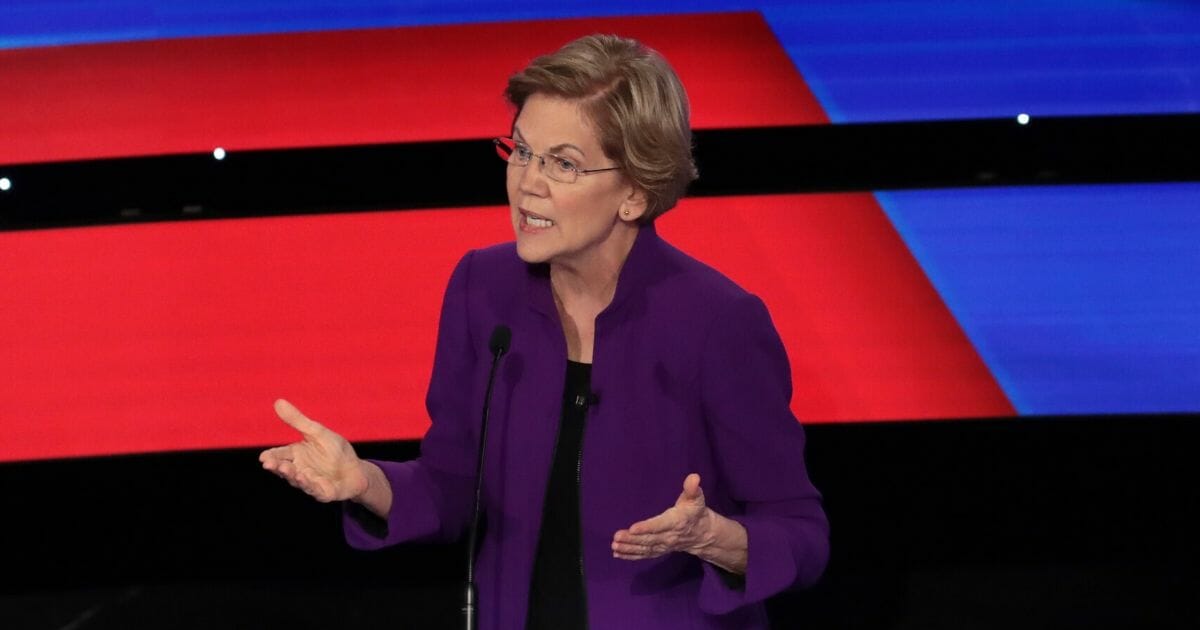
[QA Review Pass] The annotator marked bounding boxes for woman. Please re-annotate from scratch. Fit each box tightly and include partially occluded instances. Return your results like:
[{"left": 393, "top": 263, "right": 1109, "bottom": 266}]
[{"left": 260, "top": 34, "right": 828, "bottom": 629}]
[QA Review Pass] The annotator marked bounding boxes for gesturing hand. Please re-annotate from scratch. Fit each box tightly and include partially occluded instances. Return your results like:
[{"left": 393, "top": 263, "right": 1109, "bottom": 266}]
[
  {"left": 259, "top": 399, "right": 369, "bottom": 503},
  {"left": 611, "top": 473, "right": 717, "bottom": 561}
]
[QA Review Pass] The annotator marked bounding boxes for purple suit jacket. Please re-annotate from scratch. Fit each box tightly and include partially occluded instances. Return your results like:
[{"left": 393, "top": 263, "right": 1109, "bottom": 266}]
[{"left": 344, "top": 224, "right": 829, "bottom": 629}]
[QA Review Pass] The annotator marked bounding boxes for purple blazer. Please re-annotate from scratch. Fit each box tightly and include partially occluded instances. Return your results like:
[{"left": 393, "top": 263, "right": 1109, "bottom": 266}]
[{"left": 344, "top": 224, "right": 829, "bottom": 629}]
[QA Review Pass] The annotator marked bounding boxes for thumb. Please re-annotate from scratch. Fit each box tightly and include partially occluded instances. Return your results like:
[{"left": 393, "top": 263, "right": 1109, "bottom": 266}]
[
  {"left": 274, "top": 399, "right": 324, "bottom": 437},
  {"left": 678, "top": 473, "right": 704, "bottom": 505}
]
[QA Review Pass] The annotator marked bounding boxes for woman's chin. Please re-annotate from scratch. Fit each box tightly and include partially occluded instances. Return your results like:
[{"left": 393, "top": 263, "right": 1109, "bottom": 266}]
[{"left": 515, "top": 239, "right": 552, "bottom": 264}]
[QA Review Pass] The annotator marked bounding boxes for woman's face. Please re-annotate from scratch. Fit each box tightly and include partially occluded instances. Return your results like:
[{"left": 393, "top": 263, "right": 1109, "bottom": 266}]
[{"left": 507, "top": 93, "right": 644, "bottom": 267}]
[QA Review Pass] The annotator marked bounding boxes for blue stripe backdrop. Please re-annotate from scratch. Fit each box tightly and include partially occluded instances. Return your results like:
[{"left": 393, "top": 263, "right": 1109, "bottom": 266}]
[{"left": 877, "top": 184, "right": 1200, "bottom": 416}]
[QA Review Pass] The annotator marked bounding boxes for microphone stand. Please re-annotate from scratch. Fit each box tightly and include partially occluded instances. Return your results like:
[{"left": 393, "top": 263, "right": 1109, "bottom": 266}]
[{"left": 463, "top": 326, "right": 510, "bottom": 630}]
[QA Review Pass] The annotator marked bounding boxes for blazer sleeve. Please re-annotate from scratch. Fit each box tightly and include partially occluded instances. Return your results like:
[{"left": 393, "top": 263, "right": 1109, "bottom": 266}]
[
  {"left": 343, "top": 250, "right": 481, "bottom": 549},
  {"left": 695, "top": 293, "right": 830, "bottom": 614}
]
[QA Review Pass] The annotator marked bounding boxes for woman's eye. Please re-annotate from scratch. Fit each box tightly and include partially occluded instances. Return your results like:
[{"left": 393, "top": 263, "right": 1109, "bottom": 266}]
[
  {"left": 515, "top": 145, "right": 533, "bottom": 161},
  {"left": 553, "top": 157, "right": 578, "bottom": 172}
]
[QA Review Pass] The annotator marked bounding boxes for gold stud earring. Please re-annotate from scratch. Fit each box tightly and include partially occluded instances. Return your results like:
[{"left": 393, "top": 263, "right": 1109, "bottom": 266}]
[{"left": 623, "top": 209, "right": 631, "bottom": 217}]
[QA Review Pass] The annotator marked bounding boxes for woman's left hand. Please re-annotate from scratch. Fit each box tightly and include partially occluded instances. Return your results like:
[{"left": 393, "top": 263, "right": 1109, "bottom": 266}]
[
  {"left": 611, "top": 473, "right": 717, "bottom": 559},
  {"left": 612, "top": 473, "right": 749, "bottom": 574}
]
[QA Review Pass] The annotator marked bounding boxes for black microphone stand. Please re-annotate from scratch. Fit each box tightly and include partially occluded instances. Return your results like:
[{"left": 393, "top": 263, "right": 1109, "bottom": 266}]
[{"left": 463, "top": 325, "right": 510, "bottom": 630}]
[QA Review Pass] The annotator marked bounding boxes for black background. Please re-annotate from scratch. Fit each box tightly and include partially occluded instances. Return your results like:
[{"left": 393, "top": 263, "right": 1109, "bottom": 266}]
[{"left": 3, "top": 416, "right": 1198, "bottom": 628}]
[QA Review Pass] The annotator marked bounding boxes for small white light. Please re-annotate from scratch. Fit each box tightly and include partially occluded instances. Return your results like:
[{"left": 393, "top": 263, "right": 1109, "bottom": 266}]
[
  {"left": 213, "top": 147, "right": 227, "bottom": 160},
  {"left": 1016, "top": 113, "right": 1030, "bottom": 125},
  {"left": 0, "top": 177, "right": 10, "bottom": 191}
]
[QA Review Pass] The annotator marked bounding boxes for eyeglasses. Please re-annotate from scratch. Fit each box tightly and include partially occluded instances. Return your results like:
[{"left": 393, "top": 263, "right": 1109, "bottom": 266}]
[{"left": 493, "top": 137, "right": 621, "bottom": 184}]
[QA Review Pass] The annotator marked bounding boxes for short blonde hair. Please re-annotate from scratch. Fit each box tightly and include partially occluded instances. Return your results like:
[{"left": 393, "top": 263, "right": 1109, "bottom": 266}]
[{"left": 505, "top": 34, "right": 699, "bottom": 222}]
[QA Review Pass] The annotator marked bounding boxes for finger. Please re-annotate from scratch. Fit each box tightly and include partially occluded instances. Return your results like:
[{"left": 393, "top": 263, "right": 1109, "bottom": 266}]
[
  {"left": 616, "top": 531, "right": 663, "bottom": 545},
  {"left": 613, "top": 529, "right": 638, "bottom": 545},
  {"left": 274, "top": 399, "right": 325, "bottom": 437},
  {"left": 628, "top": 511, "right": 678, "bottom": 536},
  {"left": 259, "top": 445, "right": 294, "bottom": 466},
  {"left": 610, "top": 533, "right": 653, "bottom": 552},
  {"left": 612, "top": 535, "right": 672, "bottom": 558},
  {"left": 679, "top": 473, "right": 703, "bottom": 504},
  {"left": 611, "top": 540, "right": 642, "bottom": 554},
  {"left": 265, "top": 466, "right": 288, "bottom": 481},
  {"left": 611, "top": 541, "right": 657, "bottom": 558},
  {"left": 277, "top": 460, "right": 301, "bottom": 482},
  {"left": 613, "top": 528, "right": 663, "bottom": 544},
  {"left": 616, "top": 531, "right": 681, "bottom": 555}
]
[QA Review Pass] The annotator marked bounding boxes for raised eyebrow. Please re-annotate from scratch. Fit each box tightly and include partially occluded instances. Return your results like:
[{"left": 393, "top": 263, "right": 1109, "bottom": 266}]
[
  {"left": 510, "top": 127, "right": 586, "bottom": 157},
  {"left": 548, "top": 143, "right": 586, "bottom": 158}
]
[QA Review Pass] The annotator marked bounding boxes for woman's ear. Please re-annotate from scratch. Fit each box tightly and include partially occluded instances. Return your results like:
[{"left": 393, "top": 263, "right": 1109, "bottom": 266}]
[{"left": 619, "top": 188, "right": 649, "bottom": 223}]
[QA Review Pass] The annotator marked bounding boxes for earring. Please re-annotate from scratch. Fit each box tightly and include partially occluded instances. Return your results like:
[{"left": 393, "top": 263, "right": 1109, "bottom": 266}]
[{"left": 623, "top": 209, "right": 631, "bottom": 217}]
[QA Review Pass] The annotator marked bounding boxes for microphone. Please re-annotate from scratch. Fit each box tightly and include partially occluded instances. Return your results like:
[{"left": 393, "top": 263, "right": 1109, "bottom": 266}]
[{"left": 463, "top": 325, "right": 511, "bottom": 630}]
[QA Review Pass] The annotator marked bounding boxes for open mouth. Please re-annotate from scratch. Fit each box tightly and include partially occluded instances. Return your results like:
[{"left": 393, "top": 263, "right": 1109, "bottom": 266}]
[{"left": 520, "top": 209, "right": 555, "bottom": 230}]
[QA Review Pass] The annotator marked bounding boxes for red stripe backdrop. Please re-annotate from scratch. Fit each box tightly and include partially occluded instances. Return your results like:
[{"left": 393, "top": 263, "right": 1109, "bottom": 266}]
[
  {"left": 1, "top": 12, "right": 825, "bottom": 165},
  {"left": 0, "top": 13, "right": 1011, "bottom": 462},
  {"left": 1, "top": 197, "right": 1011, "bottom": 463}
]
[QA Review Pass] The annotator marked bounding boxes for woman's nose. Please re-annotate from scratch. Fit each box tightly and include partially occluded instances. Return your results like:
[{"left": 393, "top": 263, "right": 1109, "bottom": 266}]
[{"left": 517, "top": 156, "right": 549, "bottom": 194}]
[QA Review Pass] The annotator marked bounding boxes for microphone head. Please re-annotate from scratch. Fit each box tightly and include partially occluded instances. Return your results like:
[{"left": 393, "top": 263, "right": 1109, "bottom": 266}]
[{"left": 488, "top": 325, "right": 512, "bottom": 356}]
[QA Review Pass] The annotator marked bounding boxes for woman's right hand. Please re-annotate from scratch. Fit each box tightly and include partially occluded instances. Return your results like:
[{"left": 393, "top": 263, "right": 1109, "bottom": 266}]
[{"left": 259, "top": 399, "right": 370, "bottom": 503}]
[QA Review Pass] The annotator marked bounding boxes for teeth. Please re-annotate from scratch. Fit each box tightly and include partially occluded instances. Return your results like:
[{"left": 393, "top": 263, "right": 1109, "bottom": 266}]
[{"left": 526, "top": 215, "right": 554, "bottom": 228}]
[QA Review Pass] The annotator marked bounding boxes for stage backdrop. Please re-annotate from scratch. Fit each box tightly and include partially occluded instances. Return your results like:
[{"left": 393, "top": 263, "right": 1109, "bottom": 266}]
[{"left": 2, "top": 5, "right": 1198, "bottom": 462}]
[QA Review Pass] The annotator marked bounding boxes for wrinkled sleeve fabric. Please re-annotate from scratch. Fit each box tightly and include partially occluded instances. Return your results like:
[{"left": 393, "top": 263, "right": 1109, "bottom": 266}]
[
  {"left": 695, "top": 294, "right": 830, "bottom": 615},
  {"left": 343, "top": 251, "right": 481, "bottom": 549}
]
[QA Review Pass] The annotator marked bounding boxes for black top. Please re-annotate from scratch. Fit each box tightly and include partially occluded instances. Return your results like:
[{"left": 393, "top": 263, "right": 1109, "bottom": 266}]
[{"left": 525, "top": 360, "right": 592, "bottom": 630}]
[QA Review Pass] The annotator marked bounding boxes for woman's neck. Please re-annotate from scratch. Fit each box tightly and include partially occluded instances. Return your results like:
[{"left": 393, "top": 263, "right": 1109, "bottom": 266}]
[
  {"left": 549, "top": 223, "right": 638, "bottom": 310},
  {"left": 549, "top": 222, "right": 639, "bottom": 363}
]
